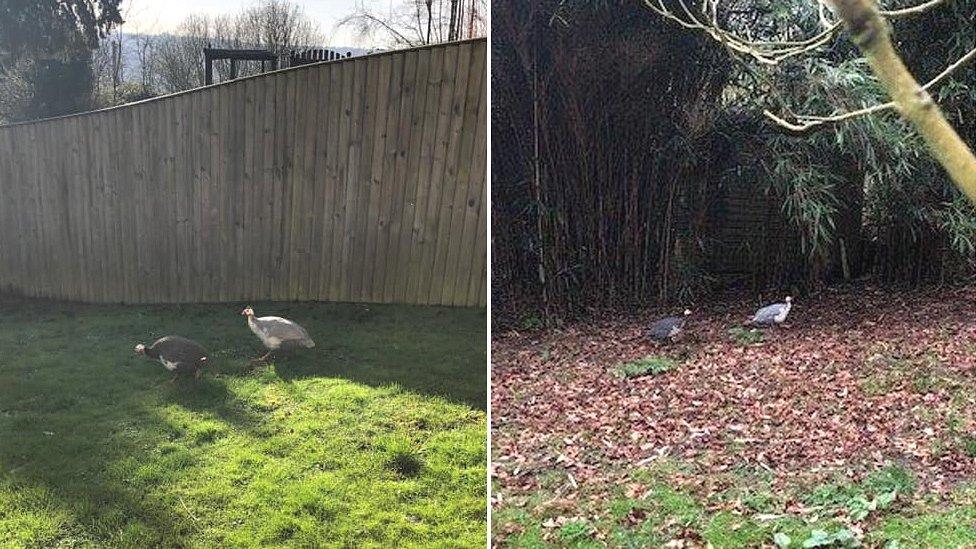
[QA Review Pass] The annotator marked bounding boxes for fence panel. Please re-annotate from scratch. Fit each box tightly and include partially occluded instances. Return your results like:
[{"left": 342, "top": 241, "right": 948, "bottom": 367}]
[{"left": 0, "top": 39, "right": 487, "bottom": 307}]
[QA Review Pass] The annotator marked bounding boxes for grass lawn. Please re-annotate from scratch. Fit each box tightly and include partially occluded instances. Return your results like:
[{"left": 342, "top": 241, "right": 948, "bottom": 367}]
[
  {"left": 493, "top": 461, "right": 976, "bottom": 548},
  {"left": 0, "top": 297, "right": 486, "bottom": 547}
]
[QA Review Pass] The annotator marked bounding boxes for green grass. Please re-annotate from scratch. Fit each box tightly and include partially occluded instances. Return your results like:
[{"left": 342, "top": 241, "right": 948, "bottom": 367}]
[
  {"left": 493, "top": 463, "right": 976, "bottom": 548},
  {"left": 0, "top": 297, "right": 487, "bottom": 547},
  {"left": 613, "top": 356, "right": 677, "bottom": 379},
  {"left": 727, "top": 326, "right": 764, "bottom": 345}
]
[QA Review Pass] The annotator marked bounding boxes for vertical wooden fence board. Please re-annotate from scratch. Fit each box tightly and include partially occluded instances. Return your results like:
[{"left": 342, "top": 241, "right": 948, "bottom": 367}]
[
  {"left": 347, "top": 56, "right": 380, "bottom": 301},
  {"left": 379, "top": 51, "right": 419, "bottom": 303},
  {"left": 383, "top": 51, "right": 419, "bottom": 303},
  {"left": 176, "top": 94, "right": 193, "bottom": 302},
  {"left": 416, "top": 45, "right": 463, "bottom": 305},
  {"left": 329, "top": 60, "right": 355, "bottom": 300},
  {"left": 0, "top": 129, "right": 10, "bottom": 287},
  {"left": 190, "top": 90, "right": 207, "bottom": 303},
  {"left": 307, "top": 66, "right": 330, "bottom": 300},
  {"left": 427, "top": 43, "right": 475, "bottom": 305},
  {"left": 298, "top": 68, "right": 321, "bottom": 300},
  {"left": 391, "top": 47, "right": 434, "bottom": 303},
  {"left": 339, "top": 58, "right": 369, "bottom": 299},
  {"left": 117, "top": 107, "right": 135, "bottom": 302},
  {"left": 88, "top": 116, "right": 102, "bottom": 302},
  {"left": 248, "top": 79, "right": 266, "bottom": 301},
  {"left": 110, "top": 108, "right": 128, "bottom": 302},
  {"left": 468, "top": 179, "right": 489, "bottom": 307},
  {"left": 360, "top": 54, "right": 395, "bottom": 301},
  {"left": 34, "top": 123, "right": 48, "bottom": 296},
  {"left": 455, "top": 62, "right": 488, "bottom": 306},
  {"left": 206, "top": 83, "right": 223, "bottom": 301},
  {"left": 268, "top": 72, "right": 286, "bottom": 300},
  {"left": 216, "top": 84, "right": 232, "bottom": 302},
  {"left": 163, "top": 98, "right": 180, "bottom": 302},
  {"left": 317, "top": 62, "right": 344, "bottom": 299},
  {"left": 0, "top": 130, "right": 11, "bottom": 289},
  {"left": 272, "top": 70, "right": 295, "bottom": 301},
  {"left": 288, "top": 68, "right": 310, "bottom": 299},
  {"left": 368, "top": 52, "right": 407, "bottom": 302},
  {"left": 48, "top": 122, "right": 68, "bottom": 297},
  {"left": 146, "top": 101, "right": 165, "bottom": 302},
  {"left": 0, "top": 39, "right": 485, "bottom": 307},
  {"left": 230, "top": 81, "right": 246, "bottom": 301},
  {"left": 260, "top": 74, "right": 278, "bottom": 299},
  {"left": 241, "top": 79, "right": 255, "bottom": 300},
  {"left": 441, "top": 42, "right": 486, "bottom": 305}
]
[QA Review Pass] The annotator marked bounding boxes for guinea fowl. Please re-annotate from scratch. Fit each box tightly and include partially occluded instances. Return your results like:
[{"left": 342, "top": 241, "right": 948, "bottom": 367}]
[
  {"left": 750, "top": 296, "right": 793, "bottom": 326},
  {"left": 241, "top": 306, "right": 315, "bottom": 363},
  {"left": 134, "top": 336, "right": 209, "bottom": 383},
  {"left": 648, "top": 309, "right": 692, "bottom": 342}
]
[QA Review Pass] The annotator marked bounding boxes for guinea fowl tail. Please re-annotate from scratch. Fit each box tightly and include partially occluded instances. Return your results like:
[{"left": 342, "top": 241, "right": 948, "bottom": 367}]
[{"left": 303, "top": 339, "right": 316, "bottom": 348}]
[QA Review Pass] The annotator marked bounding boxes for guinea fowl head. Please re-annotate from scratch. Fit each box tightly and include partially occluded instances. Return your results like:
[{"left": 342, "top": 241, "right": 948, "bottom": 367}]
[
  {"left": 134, "top": 343, "right": 146, "bottom": 355},
  {"left": 683, "top": 309, "right": 692, "bottom": 316},
  {"left": 241, "top": 306, "right": 255, "bottom": 317},
  {"left": 785, "top": 296, "right": 793, "bottom": 303}
]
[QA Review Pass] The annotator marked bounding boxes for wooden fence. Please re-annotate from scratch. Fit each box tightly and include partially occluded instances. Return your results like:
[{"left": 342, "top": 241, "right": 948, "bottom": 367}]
[{"left": 0, "top": 39, "right": 487, "bottom": 307}]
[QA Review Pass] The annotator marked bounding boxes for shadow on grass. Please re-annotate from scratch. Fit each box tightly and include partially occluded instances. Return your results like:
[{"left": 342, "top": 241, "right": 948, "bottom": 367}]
[
  {"left": 234, "top": 301, "right": 486, "bottom": 410},
  {"left": 0, "top": 296, "right": 486, "bottom": 545}
]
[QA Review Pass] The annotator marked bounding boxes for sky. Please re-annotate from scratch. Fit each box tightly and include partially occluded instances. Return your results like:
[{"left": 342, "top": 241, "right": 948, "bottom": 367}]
[{"left": 118, "top": 0, "right": 379, "bottom": 47}]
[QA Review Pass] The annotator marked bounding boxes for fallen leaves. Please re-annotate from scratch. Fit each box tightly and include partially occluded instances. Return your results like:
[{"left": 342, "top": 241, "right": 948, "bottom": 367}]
[{"left": 492, "top": 285, "right": 976, "bottom": 503}]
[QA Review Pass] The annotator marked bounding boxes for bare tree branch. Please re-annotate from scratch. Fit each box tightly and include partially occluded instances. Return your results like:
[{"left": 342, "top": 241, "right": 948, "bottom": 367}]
[
  {"left": 764, "top": 45, "right": 976, "bottom": 132},
  {"left": 642, "top": 0, "right": 951, "bottom": 65},
  {"left": 829, "top": 0, "right": 975, "bottom": 203}
]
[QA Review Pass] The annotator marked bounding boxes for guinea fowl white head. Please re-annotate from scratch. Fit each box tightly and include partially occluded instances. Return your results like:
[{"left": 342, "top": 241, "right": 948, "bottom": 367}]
[{"left": 241, "top": 306, "right": 315, "bottom": 363}]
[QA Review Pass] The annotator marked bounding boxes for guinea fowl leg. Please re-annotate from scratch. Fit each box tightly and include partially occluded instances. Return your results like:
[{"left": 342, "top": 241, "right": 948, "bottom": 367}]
[
  {"left": 169, "top": 373, "right": 178, "bottom": 384},
  {"left": 249, "top": 350, "right": 273, "bottom": 364},
  {"left": 194, "top": 369, "right": 202, "bottom": 380}
]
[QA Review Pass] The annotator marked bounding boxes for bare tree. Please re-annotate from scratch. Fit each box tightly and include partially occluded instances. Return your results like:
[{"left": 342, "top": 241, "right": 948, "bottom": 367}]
[
  {"left": 339, "top": 0, "right": 487, "bottom": 48},
  {"left": 153, "top": 15, "right": 213, "bottom": 92},
  {"left": 134, "top": 34, "right": 156, "bottom": 94},
  {"left": 148, "top": 0, "right": 324, "bottom": 92},
  {"left": 236, "top": 0, "right": 323, "bottom": 54}
]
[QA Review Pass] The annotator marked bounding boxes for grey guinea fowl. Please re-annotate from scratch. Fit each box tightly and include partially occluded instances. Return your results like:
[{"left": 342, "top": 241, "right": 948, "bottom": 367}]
[
  {"left": 134, "top": 336, "right": 209, "bottom": 383},
  {"left": 648, "top": 309, "right": 692, "bottom": 341},
  {"left": 751, "top": 296, "right": 793, "bottom": 326},
  {"left": 241, "top": 306, "right": 315, "bottom": 362}
]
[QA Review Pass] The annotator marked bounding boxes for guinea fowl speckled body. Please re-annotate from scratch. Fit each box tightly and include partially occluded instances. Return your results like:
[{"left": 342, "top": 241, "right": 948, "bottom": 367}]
[
  {"left": 648, "top": 309, "right": 692, "bottom": 341},
  {"left": 134, "top": 336, "right": 209, "bottom": 382},
  {"left": 751, "top": 296, "right": 793, "bottom": 326},
  {"left": 241, "top": 306, "right": 315, "bottom": 362}
]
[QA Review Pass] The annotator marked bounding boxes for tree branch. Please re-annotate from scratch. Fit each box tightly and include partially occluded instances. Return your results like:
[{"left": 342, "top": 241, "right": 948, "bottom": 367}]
[
  {"left": 641, "top": 0, "right": 950, "bottom": 65},
  {"left": 828, "top": 0, "right": 975, "bottom": 204},
  {"left": 764, "top": 45, "right": 976, "bottom": 132}
]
